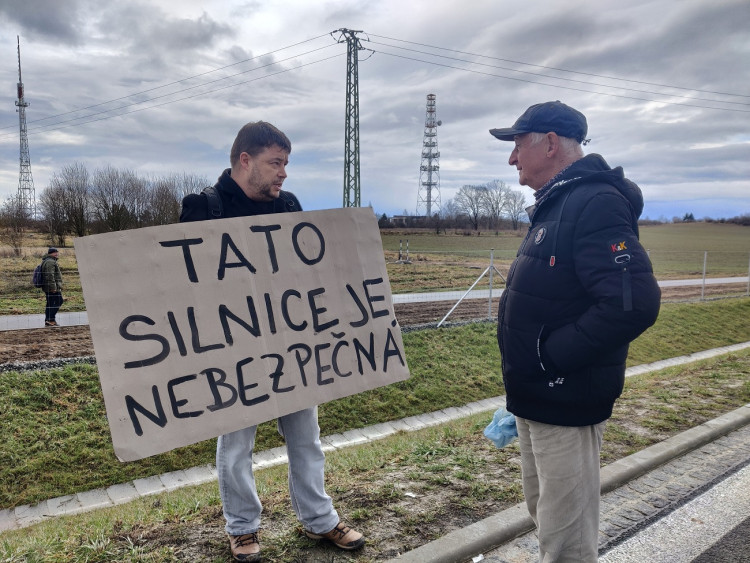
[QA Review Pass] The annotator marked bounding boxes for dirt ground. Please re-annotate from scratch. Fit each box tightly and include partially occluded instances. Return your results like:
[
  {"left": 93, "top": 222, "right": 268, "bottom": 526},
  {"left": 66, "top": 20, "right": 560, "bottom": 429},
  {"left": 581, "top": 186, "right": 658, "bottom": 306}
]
[{"left": 1, "top": 284, "right": 745, "bottom": 366}]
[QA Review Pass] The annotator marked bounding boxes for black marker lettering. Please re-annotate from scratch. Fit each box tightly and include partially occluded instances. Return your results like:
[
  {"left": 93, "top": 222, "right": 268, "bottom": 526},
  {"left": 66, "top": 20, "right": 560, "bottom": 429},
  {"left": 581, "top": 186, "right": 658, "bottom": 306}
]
[
  {"left": 364, "top": 277, "right": 389, "bottom": 318},
  {"left": 219, "top": 299, "right": 261, "bottom": 344},
  {"left": 125, "top": 385, "right": 167, "bottom": 436},
  {"left": 218, "top": 232, "right": 256, "bottom": 280},
  {"left": 281, "top": 289, "right": 307, "bottom": 331},
  {"left": 203, "top": 367, "right": 238, "bottom": 412},
  {"left": 236, "top": 357, "right": 269, "bottom": 406},
  {"left": 308, "top": 287, "right": 339, "bottom": 332},
  {"left": 120, "top": 315, "right": 170, "bottom": 369},
  {"left": 346, "top": 283, "right": 369, "bottom": 328},
  {"left": 288, "top": 343, "right": 312, "bottom": 387},
  {"left": 383, "top": 327, "right": 406, "bottom": 371},
  {"left": 159, "top": 238, "right": 203, "bottom": 282},
  {"left": 250, "top": 224, "right": 282, "bottom": 273},
  {"left": 292, "top": 222, "right": 325, "bottom": 265},
  {"left": 353, "top": 332, "right": 376, "bottom": 374},
  {"left": 187, "top": 307, "right": 225, "bottom": 353},
  {"left": 168, "top": 375, "right": 203, "bottom": 419}
]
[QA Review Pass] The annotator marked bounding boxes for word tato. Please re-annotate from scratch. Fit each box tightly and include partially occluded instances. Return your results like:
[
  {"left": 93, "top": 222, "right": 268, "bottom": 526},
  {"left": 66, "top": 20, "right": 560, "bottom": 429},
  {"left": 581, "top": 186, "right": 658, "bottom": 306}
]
[{"left": 159, "top": 221, "right": 326, "bottom": 282}]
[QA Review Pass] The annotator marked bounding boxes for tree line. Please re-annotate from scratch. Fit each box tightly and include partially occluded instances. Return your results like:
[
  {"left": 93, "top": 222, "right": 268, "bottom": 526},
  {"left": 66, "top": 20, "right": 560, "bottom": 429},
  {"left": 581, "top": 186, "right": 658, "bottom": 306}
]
[
  {"left": 1, "top": 162, "right": 209, "bottom": 251},
  {"left": 381, "top": 179, "right": 528, "bottom": 232}
]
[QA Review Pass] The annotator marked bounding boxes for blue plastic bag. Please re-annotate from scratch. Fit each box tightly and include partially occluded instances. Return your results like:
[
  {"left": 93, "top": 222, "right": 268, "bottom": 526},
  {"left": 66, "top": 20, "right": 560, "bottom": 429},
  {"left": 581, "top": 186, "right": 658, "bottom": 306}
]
[{"left": 483, "top": 406, "right": 518, "bottom": 448}]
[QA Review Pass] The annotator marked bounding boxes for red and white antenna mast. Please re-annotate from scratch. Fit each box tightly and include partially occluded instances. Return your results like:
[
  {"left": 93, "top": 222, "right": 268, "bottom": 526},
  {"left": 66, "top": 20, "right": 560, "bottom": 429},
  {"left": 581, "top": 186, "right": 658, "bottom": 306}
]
[{"left": 16, "top": 35, "right": 36, "bottom": 219}]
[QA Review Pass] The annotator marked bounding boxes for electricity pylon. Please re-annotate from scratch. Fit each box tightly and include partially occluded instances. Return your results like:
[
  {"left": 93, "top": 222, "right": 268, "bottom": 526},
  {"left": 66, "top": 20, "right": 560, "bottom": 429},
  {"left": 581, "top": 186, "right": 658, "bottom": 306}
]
[
  {"left": 333, "top": 28, "right": 365, "bottom": 208},
  {"left": 416, "top": 93, "right": 441, "bottom": 217}
]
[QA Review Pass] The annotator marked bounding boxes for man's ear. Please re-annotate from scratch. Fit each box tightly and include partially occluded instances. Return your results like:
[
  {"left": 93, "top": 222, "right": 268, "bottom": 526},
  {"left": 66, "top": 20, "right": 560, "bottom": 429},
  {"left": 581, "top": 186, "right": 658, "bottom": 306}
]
[
  {"left": 545, "top": 132, "right": 559, "bottom": 158},
  {"left": 239, "top": 151, "right": 253, "bottom": 170}
]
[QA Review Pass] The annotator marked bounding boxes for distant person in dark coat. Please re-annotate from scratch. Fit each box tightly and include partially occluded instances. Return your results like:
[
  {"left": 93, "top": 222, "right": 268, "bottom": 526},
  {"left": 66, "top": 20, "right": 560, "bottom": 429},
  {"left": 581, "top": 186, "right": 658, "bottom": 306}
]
[
  {"left": 490, "top": 101, "right": 661, "bottom": 562},
  {"left": 41, "top": 247, "right": 64, "bottom": 327}
]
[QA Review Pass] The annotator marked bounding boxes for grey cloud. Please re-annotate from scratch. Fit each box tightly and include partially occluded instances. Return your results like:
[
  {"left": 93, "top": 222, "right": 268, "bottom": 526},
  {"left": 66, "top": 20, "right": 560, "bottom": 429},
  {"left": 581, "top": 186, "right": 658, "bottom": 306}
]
[{"left": 0, "top": 0, "right": 86, "bottom": 45}]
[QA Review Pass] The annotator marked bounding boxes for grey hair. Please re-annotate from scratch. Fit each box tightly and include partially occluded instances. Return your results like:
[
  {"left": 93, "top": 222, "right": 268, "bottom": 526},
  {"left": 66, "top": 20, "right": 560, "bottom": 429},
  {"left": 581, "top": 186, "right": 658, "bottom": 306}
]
[{"left": 528, "top": 131, "right": 584, "bottom": 159}]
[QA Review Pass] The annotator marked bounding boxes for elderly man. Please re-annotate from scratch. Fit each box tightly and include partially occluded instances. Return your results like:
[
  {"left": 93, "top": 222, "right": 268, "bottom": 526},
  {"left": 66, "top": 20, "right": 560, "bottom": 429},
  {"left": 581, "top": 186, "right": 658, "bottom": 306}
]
[{"left": 490, "top": 101, "right": 661, "bottom": 562}]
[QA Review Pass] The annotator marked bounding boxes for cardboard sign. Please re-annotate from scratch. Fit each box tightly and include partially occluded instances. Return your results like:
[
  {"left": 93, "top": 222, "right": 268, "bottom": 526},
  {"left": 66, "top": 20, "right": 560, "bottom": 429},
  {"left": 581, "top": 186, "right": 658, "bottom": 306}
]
[{"left": 74, "top": 208, "right": 410, "bottom": 461}]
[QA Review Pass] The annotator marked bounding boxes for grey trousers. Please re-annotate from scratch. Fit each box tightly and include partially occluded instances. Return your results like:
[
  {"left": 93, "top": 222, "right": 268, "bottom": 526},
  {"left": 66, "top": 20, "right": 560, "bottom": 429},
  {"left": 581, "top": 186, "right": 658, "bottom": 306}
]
[{"left": 516, "top": 417, "right": 606, "bottom": 563}]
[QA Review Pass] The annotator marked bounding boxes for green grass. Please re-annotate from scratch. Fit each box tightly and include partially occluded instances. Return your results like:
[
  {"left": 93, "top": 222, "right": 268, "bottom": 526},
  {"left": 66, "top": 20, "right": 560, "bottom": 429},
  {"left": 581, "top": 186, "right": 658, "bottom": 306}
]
[
  {"left": 1, "top": 348, "right": 749, "bottom": 562},
  {"left": 1, "top": 298, "right": 749, "bottom": 510}
]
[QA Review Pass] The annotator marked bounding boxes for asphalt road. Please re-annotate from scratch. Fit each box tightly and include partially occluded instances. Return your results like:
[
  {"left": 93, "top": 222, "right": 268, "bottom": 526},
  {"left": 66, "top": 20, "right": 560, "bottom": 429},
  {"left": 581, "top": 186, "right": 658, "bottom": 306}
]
[{"left": 600, "top": 463, "right": 750, "bottom": 562}]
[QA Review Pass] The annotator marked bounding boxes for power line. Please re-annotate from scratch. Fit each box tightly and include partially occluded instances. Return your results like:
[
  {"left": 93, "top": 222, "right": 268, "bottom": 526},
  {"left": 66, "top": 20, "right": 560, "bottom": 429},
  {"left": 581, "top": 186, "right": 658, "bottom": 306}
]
[
  {"left": 365, "top": 39, "right": 750, "bottom": 108},
  {"left": 10, "top": 44, "right": 340, "bottom": 138},
  {"left": 4, "top": 29, "right": 747, "bottom": 142},
  {"left": 369, "top": 48, "right": 750, "bottom": 113},
  {"left": 4, "top": 52, "right": 345, "bottom": 138},
  {"left": 368, "top": 33, "right": 750, "bottom": 100},
  {"left": 0, "top": 33, "right": 334, "bottom": 134}
]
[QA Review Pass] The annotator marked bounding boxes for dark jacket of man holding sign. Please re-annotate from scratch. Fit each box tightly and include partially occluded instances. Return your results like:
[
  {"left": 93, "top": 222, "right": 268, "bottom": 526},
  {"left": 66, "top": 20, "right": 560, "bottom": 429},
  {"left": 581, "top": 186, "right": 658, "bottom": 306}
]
[{"left": 180, "top": 121, "right": 365, "bottom": 562}]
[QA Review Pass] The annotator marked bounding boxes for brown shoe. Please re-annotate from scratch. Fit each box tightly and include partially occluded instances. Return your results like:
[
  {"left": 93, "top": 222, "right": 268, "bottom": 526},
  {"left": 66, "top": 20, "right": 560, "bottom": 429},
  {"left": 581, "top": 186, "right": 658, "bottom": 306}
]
[
  {"left": 45, "top": 320, "right": 58, "bottom": 327},
  {"left": 228, "top": 532, "right": 261, "bottom": 562},
  {"left": 303, "top": 522, "right": 365, "bottom": 551}
]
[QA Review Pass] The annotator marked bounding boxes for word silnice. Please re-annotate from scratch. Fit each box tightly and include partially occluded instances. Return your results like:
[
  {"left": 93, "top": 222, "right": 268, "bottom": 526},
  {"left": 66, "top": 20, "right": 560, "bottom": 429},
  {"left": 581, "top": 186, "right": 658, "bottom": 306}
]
[{"left": 111, "top": 220, "right": 407, "bottom": 440}]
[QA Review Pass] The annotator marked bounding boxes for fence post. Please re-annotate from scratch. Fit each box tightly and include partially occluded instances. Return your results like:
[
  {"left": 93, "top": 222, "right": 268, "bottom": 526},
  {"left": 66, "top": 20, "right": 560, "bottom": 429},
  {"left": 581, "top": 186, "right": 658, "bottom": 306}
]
[
  {"left": 701, "top": 251, "right": 708, "bottom": 301},
  {"left": 488, "top": 249, "right": 495, "bottom": 319}
]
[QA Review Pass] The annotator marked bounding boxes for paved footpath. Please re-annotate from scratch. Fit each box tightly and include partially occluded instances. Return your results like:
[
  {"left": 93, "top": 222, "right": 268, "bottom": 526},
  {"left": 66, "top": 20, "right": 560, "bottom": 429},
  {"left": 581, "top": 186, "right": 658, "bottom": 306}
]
[{"left": 2, "top": 342, "right": 750, "bottom": 558}]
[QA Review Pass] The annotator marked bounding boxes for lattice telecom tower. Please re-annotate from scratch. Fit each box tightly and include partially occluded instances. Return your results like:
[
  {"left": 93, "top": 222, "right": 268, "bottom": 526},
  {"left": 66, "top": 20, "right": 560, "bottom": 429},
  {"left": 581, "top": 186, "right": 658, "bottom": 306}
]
[
  {"left": 15, "top": 36, "right": 35, "bottom": 218},
  {"left": 333, "top": 28, "right": 365, "bottom": 208},
  {"left": 416, "top": 93, "right": 441, "bottom": 217}
]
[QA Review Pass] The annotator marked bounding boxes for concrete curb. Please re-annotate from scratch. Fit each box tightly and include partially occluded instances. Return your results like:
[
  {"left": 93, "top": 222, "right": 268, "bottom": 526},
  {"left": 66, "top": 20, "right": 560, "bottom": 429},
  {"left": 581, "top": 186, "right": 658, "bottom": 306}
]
[{"left": 386, "top": 404, "right": 750, "bottom": 563}]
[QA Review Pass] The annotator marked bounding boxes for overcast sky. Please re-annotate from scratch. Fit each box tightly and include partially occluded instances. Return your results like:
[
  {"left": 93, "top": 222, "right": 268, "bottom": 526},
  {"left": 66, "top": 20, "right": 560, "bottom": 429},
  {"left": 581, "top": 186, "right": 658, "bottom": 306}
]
[{"left": 1, "top": 0, "right": 748, "bottom": 221}]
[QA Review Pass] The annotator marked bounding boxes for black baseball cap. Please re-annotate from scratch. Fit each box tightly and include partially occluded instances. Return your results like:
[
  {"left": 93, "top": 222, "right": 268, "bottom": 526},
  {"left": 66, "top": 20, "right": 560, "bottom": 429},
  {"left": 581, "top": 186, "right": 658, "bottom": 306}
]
[{"left": 490, "top": 101, "right": 588, "bottom": 143}]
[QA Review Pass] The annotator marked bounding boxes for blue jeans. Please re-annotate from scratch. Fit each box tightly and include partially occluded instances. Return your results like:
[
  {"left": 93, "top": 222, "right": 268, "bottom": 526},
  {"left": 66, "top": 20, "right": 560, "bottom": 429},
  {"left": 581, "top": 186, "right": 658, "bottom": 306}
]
[
  {"left": 217, "top": 406, "right": 339, "bottom": 536},
  {"left": 516, "top": 417, "right": 605, "bottom": 563}
]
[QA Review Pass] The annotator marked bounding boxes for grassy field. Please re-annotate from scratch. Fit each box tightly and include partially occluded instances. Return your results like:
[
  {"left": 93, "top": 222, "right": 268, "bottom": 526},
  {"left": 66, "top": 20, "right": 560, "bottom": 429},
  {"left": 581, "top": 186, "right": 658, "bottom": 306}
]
[
  {"left": 0, "top": 299, "right": 749, "bottom": 561},
  {"left": 1, "top": 222, "right": 748, "bottom": 314},
  {"left": 2, "top": 298, "right": 749, "bottom": 511}
]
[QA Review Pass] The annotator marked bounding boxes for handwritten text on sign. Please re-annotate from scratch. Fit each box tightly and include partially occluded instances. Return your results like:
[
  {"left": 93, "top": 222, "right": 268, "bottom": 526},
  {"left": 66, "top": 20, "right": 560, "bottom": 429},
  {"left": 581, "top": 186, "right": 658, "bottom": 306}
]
[{"left": 74, "top": 208, "right": 410, "bottom": 461}]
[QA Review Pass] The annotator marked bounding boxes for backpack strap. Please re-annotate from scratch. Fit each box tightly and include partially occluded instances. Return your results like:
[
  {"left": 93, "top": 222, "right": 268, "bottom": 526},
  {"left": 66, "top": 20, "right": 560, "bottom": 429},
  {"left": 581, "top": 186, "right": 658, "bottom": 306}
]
[
  {"left": 276, "top": 191, "right": 299, "bottom": 212},
  {"left": 202, "top": 185, "right": 223, "bottom": 218}
]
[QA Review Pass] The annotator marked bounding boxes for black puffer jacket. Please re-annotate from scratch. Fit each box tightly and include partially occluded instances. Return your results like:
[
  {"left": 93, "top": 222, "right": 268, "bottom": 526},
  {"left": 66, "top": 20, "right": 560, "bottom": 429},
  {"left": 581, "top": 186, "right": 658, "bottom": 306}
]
[
  {"left": 497, "top": 154, "right": 661, "bottom": 426},
  {"left": 180, "top": 169, "right": 301, "bottom": 222}
]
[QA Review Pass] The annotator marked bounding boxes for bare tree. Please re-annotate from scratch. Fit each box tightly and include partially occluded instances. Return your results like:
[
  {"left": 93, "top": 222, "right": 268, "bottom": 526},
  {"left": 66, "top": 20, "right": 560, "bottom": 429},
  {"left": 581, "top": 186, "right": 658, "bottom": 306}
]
[
  {"left": 52, "top": 162, "right": 90, "bottom": 237},
  {"left": 504, "top": 189, "right": 528, "bottom": 230},
  {"left": 453, "top": 185, "right": 486, "bottom": 230},
  {"left": 148, "top": 174, "right": 182, "bottom": 226},
  {"left": 0, "top": 195, "right": 30, "bottom": 256},
  {"left": 481, "top": 179, "right": 510, "bottom": 232},
  {"left": 38, "top": 185, "right": 67, "bottom": 246},
  {"left": 178, "top": 172, "right": 210, "bottom": 199},
  {"left": 90, "top": 166, "right": 137, "bottom": 232}
]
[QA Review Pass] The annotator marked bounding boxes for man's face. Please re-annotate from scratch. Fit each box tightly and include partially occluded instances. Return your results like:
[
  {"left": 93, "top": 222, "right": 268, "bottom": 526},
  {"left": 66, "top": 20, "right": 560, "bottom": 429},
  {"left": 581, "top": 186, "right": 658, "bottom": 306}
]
[
  {"left": 244, "top": 144, "right": 289, "bottom": 202},
  {"left": 508, "top": 133, "right": 550, "bottom": 191}
]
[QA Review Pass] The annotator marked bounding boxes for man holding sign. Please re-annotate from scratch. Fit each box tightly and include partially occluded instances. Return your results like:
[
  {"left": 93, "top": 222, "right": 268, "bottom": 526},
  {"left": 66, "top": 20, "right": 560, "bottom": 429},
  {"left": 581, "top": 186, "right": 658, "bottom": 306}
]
[{"left": 181, "top": 121, "right": 364, "bottom": 561}]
